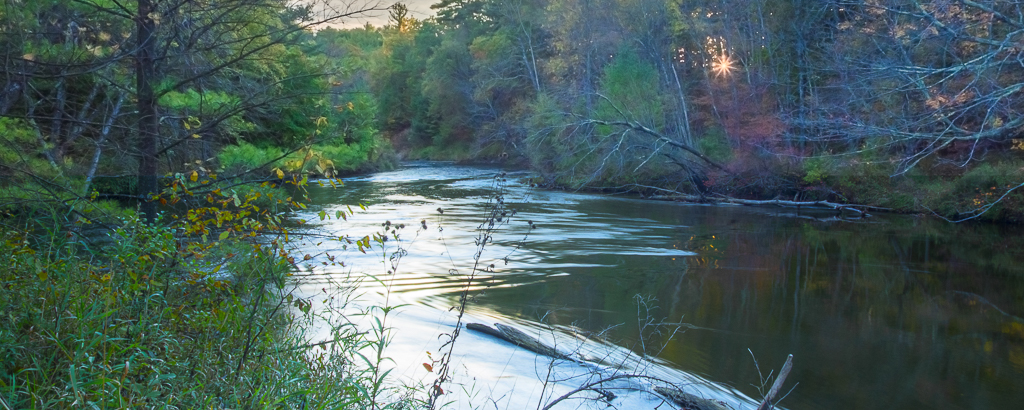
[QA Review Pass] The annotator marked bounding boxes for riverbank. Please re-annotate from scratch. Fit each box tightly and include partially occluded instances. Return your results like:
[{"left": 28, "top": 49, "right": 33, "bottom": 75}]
[
  {"left": 392, "top": 133, "right": 1024, "bottom": 224},
  {"left": 0, "top": 183, "right": 407, "bottom": 408},
  {"left": 528, "top": 158, "right": 1024, "bottom": 224}
]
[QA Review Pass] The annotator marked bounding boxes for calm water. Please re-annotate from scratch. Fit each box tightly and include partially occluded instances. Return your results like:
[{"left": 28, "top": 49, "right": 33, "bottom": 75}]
[{"left": 292, "top": 162, "right": 1024, "bottom": 410}]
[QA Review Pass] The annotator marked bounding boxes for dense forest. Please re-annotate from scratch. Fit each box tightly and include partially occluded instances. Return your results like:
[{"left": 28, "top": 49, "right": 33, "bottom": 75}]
[
  {"left": 2, "top": 0, "right": 1023, "bottom": 221},
  {"left": 0, "top": 1, "right": 402, "bottom": 408},
  {"left": 353, "top": 0, "right": 1024, "bottom": 222},
  {"left": 1, "top": 0, "right": 1024, "bottom": 408},
  {"left": 0, "top": 0, "right": 395, "bottom": 223}
]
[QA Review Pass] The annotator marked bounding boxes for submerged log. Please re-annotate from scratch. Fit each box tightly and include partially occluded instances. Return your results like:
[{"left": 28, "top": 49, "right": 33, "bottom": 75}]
[
  {"left": 653, "top": 387, "right": 732, "bottom": 410},
  {"left": 465, "top": 322, "right": 504, "bottom": 339},
  {"left": 466, "top": 322, "right": 573, "bottom": 361}
]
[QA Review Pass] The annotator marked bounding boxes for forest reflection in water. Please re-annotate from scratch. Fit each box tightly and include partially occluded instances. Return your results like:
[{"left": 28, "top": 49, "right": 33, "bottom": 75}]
[{"left": 301, "top": 163, "right": 1024, "bottom": 410}]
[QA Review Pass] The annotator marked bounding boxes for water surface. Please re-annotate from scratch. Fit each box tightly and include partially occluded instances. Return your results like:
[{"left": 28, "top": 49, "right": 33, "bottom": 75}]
[{"left": 293, "top": 162, "right": 1024, "bottom": 410}]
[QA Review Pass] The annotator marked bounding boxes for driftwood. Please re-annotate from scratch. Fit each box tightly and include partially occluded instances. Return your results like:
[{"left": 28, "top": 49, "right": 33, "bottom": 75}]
[
  {"left": 654, "top": 387, "right": 732, "bottom": 410},
  {"left": 466, "top": 322, "right": 574, "bottom": 361}
]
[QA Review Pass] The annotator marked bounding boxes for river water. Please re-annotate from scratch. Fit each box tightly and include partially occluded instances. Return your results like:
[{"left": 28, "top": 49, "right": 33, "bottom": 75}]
[{"left": 290, "top": 162, "right": 1024, "bottom": 409}]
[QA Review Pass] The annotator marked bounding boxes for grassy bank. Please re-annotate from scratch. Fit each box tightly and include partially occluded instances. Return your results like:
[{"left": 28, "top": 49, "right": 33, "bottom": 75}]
[
  {"left": 0, "top": 182, "right": 407, "bottom": 409},
  {"left": 765, "top": 158, "right": 1024, "bottom": 223},
  {"left": 530, "top": 154, "right": 1024, "bottom": 223}
]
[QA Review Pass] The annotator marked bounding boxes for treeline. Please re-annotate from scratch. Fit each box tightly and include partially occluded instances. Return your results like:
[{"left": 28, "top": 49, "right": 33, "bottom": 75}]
[
  {"left": 347, "top": 0, "right": 1024, "bottom": 221},
  {"left": 0, "top": 2, "right": 413, "bottom": 408},
  {"left": 4, "top": 1, "right": 1022, "bottom": 221},
  {"left": 0, "top": 0, "right": 392, "bottom": 221}
]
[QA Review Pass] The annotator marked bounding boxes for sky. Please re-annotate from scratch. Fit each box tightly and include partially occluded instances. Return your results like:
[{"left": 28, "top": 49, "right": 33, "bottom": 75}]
[{"left": 320, "top": 0, "right": 437, "bottom": 28}]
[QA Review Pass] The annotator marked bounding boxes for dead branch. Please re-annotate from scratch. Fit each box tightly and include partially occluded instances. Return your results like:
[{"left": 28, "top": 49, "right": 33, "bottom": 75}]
[
  {"left": 578, "top": 117, "right": 731, "bottom": 174},
  {"left": 716, "top": 197, "right": 872, "bottom": 217},
  {"left": 756, "top": 354, "right": 794, "bottom": 410}
]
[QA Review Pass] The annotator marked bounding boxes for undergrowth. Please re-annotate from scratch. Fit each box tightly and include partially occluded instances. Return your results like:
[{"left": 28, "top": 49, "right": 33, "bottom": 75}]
[{"left": 0, "top": 174, "right": 411, "bottom": 408}]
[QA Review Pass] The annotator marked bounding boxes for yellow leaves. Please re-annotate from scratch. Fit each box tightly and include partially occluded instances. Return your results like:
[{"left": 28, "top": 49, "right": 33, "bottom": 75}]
[
  {"left": 356, "top": 235, "right": 371, "bottom": 254},
  {"left": 315, "top": 157, "right": 336, "bottom": 177},
  {"left": 273, "top": 168, "right": 285, "bottom": 179},
  {"left": 190, "top": 171, "right": 199, "bottom": 182},
  {"left": 183, "top": 116, "right": 202, "bottom": 131},
  {"left": 1012, "top": 140, "right": 1024, "bottom": 151}
]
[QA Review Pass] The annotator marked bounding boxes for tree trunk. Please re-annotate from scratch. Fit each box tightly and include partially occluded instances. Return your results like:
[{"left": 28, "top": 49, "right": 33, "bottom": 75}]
[
  {"left": 83, "top": 93, "right": 125, "bottom": 196},
  {"left": 671, "top": 63, "right": 693, "bottom": 147},
  {"left": 49, "top": 73, "right": 67, "bottom": 161},
  {"left": 137, "top": 0, "right": 159, "bottom": 222}
]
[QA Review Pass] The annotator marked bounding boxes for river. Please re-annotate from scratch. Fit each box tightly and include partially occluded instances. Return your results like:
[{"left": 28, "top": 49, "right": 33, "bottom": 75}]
[{"left": 289, "top": 162, "right": 1024, "bottom": 409}]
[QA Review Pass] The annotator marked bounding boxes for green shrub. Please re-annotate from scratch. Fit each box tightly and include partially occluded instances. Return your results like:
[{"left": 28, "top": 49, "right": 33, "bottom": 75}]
[
  {"left": 316, "top": 143, "right": 370, "bottom": 171},
  {"left": 218, "top": 143, "right": 285, "bottom": 173},
  {"left": 801, "top": 156, "right": 833, "bottom": 185},
  {"left": 953, "top": 161, "right": 1024, "bottom": 193},
  {"left": 698, "top": 128, "right": 734, "bottom": 164},
  {"left": 0, "top": 118, "right": 58, "bottom": 180},
  {"left": 0, "top": 185, "right": 409, "bottom": 408}
]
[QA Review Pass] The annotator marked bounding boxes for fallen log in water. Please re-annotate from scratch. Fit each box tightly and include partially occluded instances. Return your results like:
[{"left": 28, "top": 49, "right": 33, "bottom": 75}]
[
  {"left": 465, "top": 322, "right": 504, "bottom": 339},
  {"left": 647, "top": 193, "right": 882, "bottom": 217},
  {"left": 466, "top": 322, "right": 574, "bottom": 361},
  {"left": 653, "top": 387, "right": 732, "bottom": 410},
  {"left": 466, "top": 322, "right": 744, "bottom": 410},
  {"left": 716, "top": 197, "right": 871, "bottom": 217}
]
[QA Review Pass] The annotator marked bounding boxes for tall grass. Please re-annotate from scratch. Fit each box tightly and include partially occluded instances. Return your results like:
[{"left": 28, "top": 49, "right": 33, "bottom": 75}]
[{"left": 0, "top": 182, "right": 408, "bottom": 409}]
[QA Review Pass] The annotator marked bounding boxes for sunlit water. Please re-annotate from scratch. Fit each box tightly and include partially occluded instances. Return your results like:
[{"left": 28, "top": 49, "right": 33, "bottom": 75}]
[{"left": 288, "top": 162, "right": 1024, "bottom": 410}]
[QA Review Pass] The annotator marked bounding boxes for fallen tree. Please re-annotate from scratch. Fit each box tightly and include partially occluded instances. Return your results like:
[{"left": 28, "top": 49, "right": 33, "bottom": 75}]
[
  {"left": 644, "top": 191, "right": 888, "bottom": 217},
  {"left": 466, "top": 322, "right": 771, "bottom": 410},
  {"left": 466, "top": 322, "right": 576, "bottom": 361},
  {"left": 714, "top": 197, "right": 873, "bottom": 217},
  {"left": 654, "top": 386, "right": 732, "bottom": 410}
]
